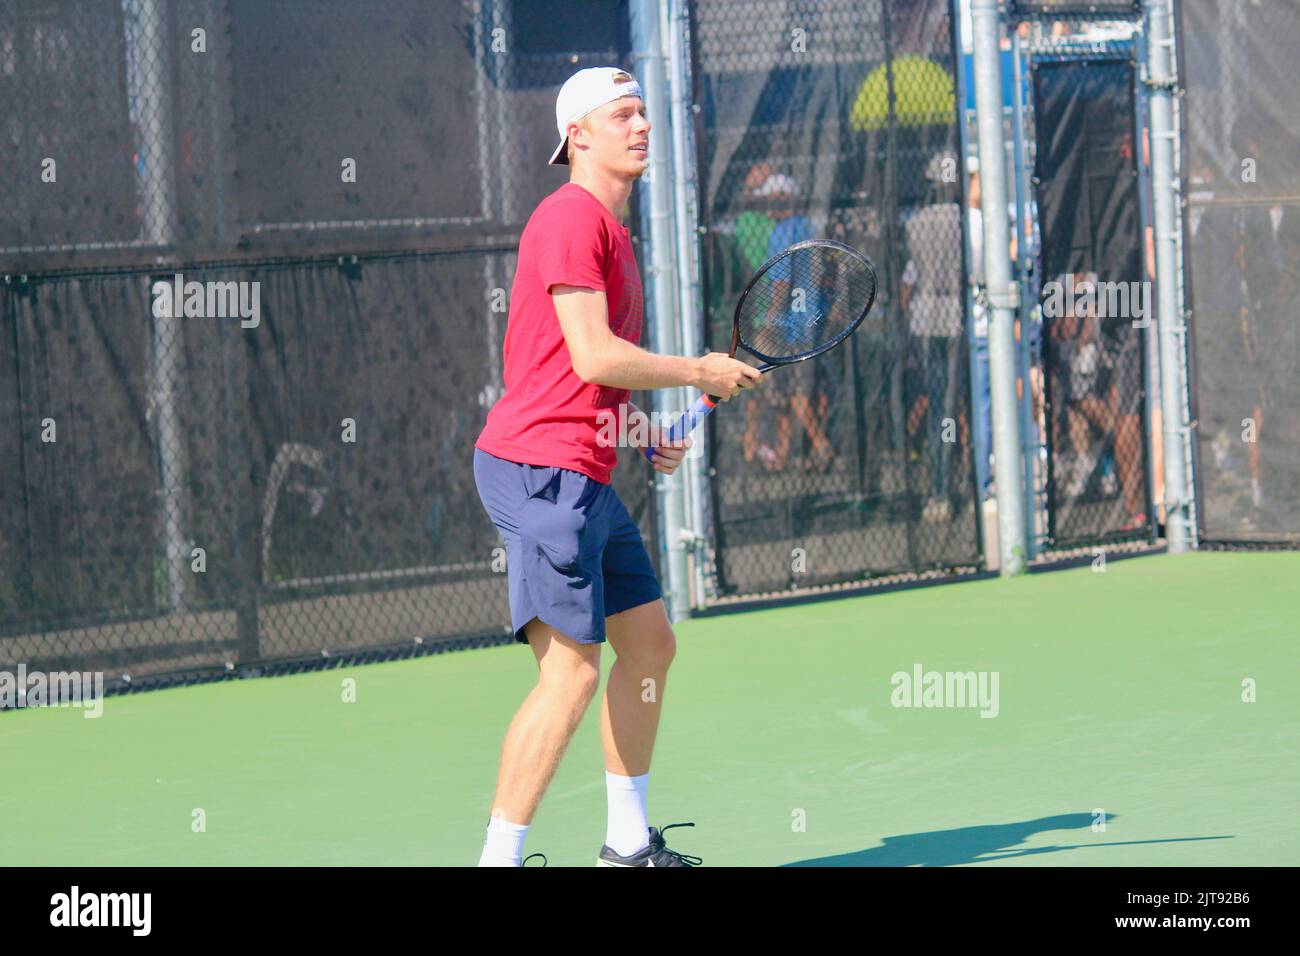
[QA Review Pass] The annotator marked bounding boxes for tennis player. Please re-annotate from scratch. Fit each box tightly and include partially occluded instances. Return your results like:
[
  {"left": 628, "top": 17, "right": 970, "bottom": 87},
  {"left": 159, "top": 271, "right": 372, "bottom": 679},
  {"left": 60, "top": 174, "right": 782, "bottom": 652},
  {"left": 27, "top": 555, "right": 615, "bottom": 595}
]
[{"left": 472, "top": 67, "right": 759, "bottom": 866}]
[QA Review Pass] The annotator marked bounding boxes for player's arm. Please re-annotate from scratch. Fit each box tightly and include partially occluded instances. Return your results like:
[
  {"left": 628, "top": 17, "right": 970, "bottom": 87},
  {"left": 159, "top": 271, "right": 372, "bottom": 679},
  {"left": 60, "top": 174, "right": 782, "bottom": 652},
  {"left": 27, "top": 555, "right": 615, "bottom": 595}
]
[
  {"left": 553, "top": 284, "right": 696, "bottom": 389},
  {"left": 552, "top": 285, "right": 757, "bottom": 397}
]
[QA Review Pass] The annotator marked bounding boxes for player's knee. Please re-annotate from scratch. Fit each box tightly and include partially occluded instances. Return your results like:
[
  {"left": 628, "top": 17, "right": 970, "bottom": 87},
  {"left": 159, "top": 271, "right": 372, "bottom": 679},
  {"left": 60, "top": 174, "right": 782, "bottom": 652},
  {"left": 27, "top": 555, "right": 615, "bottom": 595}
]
[
  {"left": 644, "top": 626, "right": 677, "bottom": 670},
  {"left": 543, "top": 655, "right": 601, "bottom": 702},
  {"left": 571, "top": 662, "right": 603, "bottom": 703}
]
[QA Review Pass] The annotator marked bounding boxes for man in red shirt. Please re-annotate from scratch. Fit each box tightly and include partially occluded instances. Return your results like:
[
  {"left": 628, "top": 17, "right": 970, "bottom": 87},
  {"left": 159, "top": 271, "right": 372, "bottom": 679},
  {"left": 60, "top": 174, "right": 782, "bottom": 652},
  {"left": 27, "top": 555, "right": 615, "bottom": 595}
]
[{"left": 473, "top": 67, "right": 758, "bottom": 866}]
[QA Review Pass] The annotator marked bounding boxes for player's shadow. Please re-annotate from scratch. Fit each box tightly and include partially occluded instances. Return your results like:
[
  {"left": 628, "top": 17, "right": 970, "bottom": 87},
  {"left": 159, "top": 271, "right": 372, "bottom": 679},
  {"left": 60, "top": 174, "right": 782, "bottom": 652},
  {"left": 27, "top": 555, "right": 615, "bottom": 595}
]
[{"left": 783, "top": 813, "right": 1232, "bottom": 866}]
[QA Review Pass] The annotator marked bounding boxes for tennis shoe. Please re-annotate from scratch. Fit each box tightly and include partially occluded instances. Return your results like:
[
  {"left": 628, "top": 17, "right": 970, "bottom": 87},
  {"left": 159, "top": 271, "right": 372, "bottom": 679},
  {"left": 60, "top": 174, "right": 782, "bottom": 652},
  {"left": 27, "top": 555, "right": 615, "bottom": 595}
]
[{"left": 597, "top": 823, "right": 702, "bottom": 867}]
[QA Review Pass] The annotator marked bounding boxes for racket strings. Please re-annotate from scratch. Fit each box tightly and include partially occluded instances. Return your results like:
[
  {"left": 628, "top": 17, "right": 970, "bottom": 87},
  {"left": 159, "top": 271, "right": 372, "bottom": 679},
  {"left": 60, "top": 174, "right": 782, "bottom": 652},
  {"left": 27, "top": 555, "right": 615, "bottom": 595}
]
[{"left": 738, "top": 245, "right": 877, "bottom": 362}]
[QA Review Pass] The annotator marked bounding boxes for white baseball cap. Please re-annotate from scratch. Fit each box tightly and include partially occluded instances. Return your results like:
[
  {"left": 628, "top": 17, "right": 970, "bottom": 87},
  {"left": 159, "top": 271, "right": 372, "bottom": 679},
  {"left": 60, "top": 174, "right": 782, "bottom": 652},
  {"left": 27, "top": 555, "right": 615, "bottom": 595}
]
[{"left": 549, "top": 67, "right": 644, "bottom": 166}]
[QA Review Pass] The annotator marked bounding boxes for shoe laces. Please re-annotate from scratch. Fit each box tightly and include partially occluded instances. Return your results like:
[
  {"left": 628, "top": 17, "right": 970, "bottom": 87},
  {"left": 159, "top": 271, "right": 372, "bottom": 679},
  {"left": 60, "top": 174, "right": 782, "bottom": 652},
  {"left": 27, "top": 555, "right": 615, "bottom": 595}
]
[
  {"left": 522, "top": 852, "right": 548, "bottom": 867},
  {"left": 652, "top": 822, "right": 703, "bottom": 866}
]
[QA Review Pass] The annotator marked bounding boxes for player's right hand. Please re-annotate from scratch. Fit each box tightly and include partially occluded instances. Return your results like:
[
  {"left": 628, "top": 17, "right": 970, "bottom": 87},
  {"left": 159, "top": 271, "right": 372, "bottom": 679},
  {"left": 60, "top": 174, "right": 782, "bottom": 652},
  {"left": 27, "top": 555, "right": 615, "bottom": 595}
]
[{"left": 695, "top": 353, "right": 761, "bottom": 400}]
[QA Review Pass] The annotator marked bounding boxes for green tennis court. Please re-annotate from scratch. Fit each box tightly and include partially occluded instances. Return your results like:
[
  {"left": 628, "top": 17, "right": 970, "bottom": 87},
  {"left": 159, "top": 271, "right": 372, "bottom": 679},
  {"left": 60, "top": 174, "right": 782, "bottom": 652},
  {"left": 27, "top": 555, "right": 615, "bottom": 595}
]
[{"left": 5, "top": 551, "right": 1296, "bottom": 866}]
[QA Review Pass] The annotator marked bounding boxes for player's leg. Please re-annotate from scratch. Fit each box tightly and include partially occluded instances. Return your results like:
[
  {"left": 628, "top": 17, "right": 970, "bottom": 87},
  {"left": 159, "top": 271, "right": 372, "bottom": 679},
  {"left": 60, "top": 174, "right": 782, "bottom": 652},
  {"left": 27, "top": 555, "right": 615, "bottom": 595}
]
[
  {"left": 592, "top": 500, "right": 698, "bottom": 865},
  {"left": 472, "top": 449, "right": 610, "bottom": 865},
  {"left": 599, "top": 512, "right": 672, "bottom": 852},
  {"left": 487, "top": 618, "right": 602, "bottom": 826},
  {"left": 598, "top": 597, "right": 696, "bottom": 866},
  {"left": 601, "top": 598, "right": 675, "bottom": 780},
  {"left": 477, "top": 619, "right": 602, "bottom": 867}
]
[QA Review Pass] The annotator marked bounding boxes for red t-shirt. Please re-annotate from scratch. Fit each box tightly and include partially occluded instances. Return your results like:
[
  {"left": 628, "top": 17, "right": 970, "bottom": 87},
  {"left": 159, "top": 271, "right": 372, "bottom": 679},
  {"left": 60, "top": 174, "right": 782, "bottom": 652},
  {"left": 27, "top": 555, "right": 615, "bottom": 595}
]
[{"left": 475, "top": 182, "right": 645, "bottom": 484}]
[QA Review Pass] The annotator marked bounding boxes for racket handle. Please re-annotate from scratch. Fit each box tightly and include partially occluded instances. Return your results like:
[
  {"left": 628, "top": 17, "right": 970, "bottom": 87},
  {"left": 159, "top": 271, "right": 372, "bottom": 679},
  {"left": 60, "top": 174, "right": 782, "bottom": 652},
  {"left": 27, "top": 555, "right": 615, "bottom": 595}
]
[{"left": 643, "top": 393, "right": 718, "bottom": 462}]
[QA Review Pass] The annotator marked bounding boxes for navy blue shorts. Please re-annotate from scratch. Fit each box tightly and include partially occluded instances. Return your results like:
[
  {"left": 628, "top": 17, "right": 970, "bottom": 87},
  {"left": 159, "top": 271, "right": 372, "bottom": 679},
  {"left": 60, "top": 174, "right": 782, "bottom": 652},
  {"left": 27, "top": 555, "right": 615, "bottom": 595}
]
[{"left": 473, "top": 448, "right": 663, "bottom": 645}]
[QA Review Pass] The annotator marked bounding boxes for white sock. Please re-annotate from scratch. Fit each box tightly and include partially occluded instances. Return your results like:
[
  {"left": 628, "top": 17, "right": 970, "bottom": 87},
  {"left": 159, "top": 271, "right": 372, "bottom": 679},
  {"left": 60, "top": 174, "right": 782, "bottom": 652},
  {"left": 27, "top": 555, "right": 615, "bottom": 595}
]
[
  {"left": 605, "top": 770, "right": 650, "bottom": 857},
  {"left": 478, "top": 814, "right": 529, "bottom": 867}
]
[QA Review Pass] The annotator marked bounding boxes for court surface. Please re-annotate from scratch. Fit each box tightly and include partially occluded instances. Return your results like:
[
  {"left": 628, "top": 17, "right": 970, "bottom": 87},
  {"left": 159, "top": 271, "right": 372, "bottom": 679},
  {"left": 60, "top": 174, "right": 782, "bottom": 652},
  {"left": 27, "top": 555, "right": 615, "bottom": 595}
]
[{"left": 3, "top": 551, "right": 1296, "bottom": 866}]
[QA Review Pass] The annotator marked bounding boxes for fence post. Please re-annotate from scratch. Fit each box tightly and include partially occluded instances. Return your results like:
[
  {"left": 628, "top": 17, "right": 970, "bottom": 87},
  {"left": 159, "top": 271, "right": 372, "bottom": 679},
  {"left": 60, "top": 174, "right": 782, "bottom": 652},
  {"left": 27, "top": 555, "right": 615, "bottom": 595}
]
[
  {"left": 126, "top": 0, "right": 189, "bottom": 609},
  {"left": 630, "top": 0, "right": 692, "bottom": 622},
  {"left": 971, "top": 0, "right": 1028, "bottom": 575},
  {"left": 666, "top": 0, "right": 710, "bottom": 611},
  {"left": 1144, "top": 0, "right": 1196, "bottom": 552}
]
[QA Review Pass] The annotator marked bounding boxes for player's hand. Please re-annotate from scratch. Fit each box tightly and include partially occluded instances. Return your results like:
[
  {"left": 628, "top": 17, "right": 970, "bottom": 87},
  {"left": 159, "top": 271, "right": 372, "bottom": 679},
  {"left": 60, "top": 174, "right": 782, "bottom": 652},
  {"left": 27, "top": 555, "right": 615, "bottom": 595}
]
[
  {"left": 647, "top": 432, "right": 692, "bottom": 475},
  {"left": 694, "top": 353, "right": 761, "bottom": 400}
]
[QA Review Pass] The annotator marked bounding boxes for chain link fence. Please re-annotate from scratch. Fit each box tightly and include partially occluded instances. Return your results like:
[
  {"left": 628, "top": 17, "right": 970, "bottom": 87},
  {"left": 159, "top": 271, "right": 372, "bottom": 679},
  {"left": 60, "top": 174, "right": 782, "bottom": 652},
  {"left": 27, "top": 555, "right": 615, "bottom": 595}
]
[
  {"left": 11, "top": 0, "right": 1127, "bottom": 685},
  {"left": 1180, "top": 0, "right": 1300, "bottom": 546},
  {"left": 0, "top": 255, "right": 658, "bottom": 679},
  {"left": 1, "top": 0, "right": 659, "bottom": 683},
  {"left": 0, "top": 0, "right": 637, "bottom": 269},
  {"left": 691, "top": 0, "right": 982, "bottom": 595},
  {"left": 1030, "top": 54, "right": 1153, "bottom": 548}
]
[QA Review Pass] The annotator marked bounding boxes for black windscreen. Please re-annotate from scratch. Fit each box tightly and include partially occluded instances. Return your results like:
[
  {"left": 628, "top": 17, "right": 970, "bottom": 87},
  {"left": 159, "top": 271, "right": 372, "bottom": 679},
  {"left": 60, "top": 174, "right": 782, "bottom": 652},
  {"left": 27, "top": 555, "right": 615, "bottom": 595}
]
[{"left": 1033, "top": 58, "right": 1152, "bottom": 546}]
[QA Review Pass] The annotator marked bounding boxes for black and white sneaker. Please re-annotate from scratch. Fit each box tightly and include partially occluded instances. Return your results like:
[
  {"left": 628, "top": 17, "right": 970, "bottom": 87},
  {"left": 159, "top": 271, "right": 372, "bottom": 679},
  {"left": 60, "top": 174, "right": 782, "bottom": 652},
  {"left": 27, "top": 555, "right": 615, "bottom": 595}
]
[{"left": 597, "top": 823, "right": 702, "bottom": 867}]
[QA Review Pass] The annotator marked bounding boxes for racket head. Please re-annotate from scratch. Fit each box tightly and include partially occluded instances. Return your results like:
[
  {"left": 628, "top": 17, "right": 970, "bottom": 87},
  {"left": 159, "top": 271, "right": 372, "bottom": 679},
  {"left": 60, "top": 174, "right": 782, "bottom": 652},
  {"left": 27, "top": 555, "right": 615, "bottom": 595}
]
[{"left": 730, "top": 238, "right": 878, "bottom": 367}]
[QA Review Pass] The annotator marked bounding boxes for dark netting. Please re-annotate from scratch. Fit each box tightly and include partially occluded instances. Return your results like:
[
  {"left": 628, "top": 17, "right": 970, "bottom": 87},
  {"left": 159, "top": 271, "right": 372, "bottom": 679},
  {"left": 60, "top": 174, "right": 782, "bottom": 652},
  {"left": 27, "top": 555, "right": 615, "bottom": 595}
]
[
  {"left": 1, "top": 1, "right": 657, "bottom": 680},
  {"left": 1180, "top": 0, "right": 1300, "bottom": 545},
  {"left": 0, "top": 0, "right": 631, "bottom": 271},
  {"left": 0, "top": 258, "right": 656, "bottom": 677},
  {"left": 0, "top": 0, "right": 139, "bottom": 263},
  {"left": 693, "top": 0, "right": 981, "bottom": 596},
  {"left": 1031, "top": 57, "right": 1153, "bottom": 547}
]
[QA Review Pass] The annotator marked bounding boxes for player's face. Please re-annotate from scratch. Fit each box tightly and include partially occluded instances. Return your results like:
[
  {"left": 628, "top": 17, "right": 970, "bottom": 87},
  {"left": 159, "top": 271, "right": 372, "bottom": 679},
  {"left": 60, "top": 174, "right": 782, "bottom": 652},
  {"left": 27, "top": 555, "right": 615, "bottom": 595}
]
[{"left": 575, "top": 96, "right": 650, "bottom": 180}]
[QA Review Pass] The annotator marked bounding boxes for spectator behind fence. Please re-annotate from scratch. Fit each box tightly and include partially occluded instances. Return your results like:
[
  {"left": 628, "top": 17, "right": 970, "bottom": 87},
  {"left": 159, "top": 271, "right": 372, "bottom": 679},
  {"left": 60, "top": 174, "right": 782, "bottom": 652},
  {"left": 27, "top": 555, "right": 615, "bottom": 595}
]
[
  {"left": 1231, "top": 118, "right": 1300, "bottom": 511},
  {"left": 902, "top": 153, "right": 965, "bottom": 522},
  {"left": 1051, "top": 271, "right": 1110, "bottom": 500},
  {"left": 739, "top": 169, "right": 835, "bottom": 472}
]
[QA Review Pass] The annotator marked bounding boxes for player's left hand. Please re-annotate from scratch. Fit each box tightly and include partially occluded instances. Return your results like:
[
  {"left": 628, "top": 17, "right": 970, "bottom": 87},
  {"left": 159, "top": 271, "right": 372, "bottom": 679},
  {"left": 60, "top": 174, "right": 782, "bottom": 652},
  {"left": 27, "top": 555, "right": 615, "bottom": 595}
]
[
  {"left": 625, "top": 407, "right": 692, "bottom": 475},
  {"left": 648, "top": 435, "right": 692, "bottom": 475}
]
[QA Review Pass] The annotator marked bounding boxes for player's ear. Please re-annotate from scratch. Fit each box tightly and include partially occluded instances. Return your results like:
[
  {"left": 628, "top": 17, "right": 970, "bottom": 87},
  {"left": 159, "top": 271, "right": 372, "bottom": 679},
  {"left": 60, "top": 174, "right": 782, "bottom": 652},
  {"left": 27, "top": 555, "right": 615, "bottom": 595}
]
[{"left": 568, "top": 115, "right": 592, "bottom": 152}]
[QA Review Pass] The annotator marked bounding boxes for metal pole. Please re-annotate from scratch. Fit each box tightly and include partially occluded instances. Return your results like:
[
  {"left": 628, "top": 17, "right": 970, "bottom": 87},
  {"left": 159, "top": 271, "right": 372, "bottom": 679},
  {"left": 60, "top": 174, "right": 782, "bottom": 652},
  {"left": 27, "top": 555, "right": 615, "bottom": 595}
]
[
  {"left": 971, "top": 0, "right": 1027, "bottom": 574},
  {"left": 630, "top": 0, "right": 691, "bottom": 623},
  {"left": 1144, "top": 0, "right": 1194, "bottom": 551},
  {"left": 474, "top": 0, "right": 504, "bottom": 410},
  {"left": 1009, "top": 28, "right": 1040, "bottom": 558},
  {"left": 883, "top": 0, "right": 918, "bottom": 571},
  {"left": 126, "top": 0, "right": 188, "bottom": 609},
  {"left": 666, "top": 0, "right": 709, "bottom": 610},
  {"left": 951, "top": 0, "right": 989, "bottom": 563},
  {"left": 1133, "top": 28, "right": 1162, "bottom": 537}
]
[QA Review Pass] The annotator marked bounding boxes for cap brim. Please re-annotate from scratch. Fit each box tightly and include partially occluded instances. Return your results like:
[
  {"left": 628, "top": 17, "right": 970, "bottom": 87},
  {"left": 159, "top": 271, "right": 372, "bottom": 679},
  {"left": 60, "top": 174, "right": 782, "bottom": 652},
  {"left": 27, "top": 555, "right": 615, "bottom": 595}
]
[{"left": 548, "top": 136, "right": 568, "bottom": 166}]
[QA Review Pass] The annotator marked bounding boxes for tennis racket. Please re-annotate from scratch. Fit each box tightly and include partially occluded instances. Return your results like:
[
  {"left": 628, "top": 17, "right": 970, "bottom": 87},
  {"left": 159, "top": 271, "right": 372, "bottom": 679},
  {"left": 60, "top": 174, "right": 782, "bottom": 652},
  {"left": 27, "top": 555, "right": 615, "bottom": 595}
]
[{"left": 644, "top": 238, "right": 878, "bottom": 461}]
